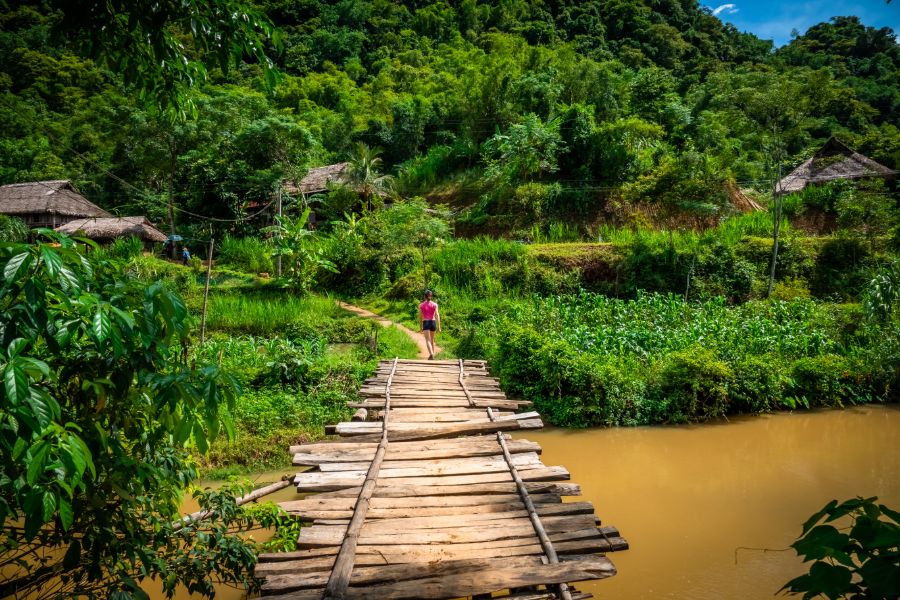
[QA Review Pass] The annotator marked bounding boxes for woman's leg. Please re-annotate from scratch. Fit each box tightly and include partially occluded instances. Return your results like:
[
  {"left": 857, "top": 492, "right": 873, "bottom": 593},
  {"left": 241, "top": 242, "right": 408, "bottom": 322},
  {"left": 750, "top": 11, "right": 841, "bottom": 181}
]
[{"left": 424, "top": 330, "right": 434, "bottom": 357}]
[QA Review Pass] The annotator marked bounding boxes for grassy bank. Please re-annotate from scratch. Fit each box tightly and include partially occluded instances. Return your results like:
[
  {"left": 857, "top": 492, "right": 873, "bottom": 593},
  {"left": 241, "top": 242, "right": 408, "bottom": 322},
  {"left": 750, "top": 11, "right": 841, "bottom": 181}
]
[{"left": 124, "top": 256, "right": 419, "bottom": 473}]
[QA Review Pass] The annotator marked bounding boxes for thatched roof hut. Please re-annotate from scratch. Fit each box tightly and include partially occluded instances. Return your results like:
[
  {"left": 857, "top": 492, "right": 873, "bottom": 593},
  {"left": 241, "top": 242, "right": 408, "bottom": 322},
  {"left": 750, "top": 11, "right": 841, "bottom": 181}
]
[
  {"left": 283, "top": 163, "right": 351, "bottom": 196},
  {"left": 56, "top": 216, "right": 167, "bottom": 244},
  {"left": 0, "top": 180, "right": 111, "bottom": 228},
  {"left": 776, "top": 137, "right": 896, "bottom": 195}
]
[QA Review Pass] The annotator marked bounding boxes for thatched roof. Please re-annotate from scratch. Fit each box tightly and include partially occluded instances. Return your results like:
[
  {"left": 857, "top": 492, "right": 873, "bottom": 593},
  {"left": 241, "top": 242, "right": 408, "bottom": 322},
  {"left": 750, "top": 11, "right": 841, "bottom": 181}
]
[
  {"left": 0, "top": 180, "right": 112, "bottom": 218},
  {"left": 776, "top": 137, "right": 896, "bottom": 195},
  {"left": 56, "top": 216, "right": 167, "bottom": 243},
  {"left": 284, "top": 163, "right": 351, "bottom": 196}
]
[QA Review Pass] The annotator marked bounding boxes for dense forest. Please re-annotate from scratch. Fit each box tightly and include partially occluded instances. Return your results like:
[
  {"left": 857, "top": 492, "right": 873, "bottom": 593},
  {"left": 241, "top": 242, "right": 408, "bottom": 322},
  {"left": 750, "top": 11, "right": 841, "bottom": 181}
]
[{"left": 1, "top": 0, "right": 898, "bottom": 237}]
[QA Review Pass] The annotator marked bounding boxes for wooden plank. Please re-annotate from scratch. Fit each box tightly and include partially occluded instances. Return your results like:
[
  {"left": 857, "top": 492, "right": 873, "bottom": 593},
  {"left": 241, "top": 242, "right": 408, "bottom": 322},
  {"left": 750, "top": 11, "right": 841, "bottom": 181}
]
[
  {"left": 278, "top": 493, "right": 562, "bottom": 515},
  {"left": 312, "top": 481, "right": 582, "bottom": 499},
  {"left": 295, "top": 466, "right": 570, "bottom": 493},
  {"left": 263, "top": 555, "right": 553, "bottom": 592},
  {"left": 348, "top": 399, "right": 530, "bottom": 410},
  {"left": 335, "top": 412, "right": 539, "bottom": 433},
  {"left": 340, "top": 556, "right": 616, "bottom": 599},
  {"left": 318, "top": 452, "right": 543, "bottom": 474},
  {"left": 258, "top": 530, "right": 620, "bottom": 565},
  {"left": 336, "top": 418, "right": 544, "bottom": 441},
  {"left": 298, "top": 515, "right": 599, "bottom": 547}
]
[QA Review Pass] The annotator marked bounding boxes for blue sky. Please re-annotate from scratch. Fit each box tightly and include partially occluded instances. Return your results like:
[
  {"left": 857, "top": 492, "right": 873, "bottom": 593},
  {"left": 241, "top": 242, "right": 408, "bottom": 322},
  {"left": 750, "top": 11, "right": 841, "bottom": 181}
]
[{"left": 704, "top": 0, "right": 899, "bottom": 46}]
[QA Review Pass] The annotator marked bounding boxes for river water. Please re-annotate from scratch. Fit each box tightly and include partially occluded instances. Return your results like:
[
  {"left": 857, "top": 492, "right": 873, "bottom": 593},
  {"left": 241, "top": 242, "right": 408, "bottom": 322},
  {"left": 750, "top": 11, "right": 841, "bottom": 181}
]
[
  {"left": 165, "top": 404, "right": 898, "bottom": 599},
  {"left": 525, "top": 404, "right": 900, "bottom": 599}
]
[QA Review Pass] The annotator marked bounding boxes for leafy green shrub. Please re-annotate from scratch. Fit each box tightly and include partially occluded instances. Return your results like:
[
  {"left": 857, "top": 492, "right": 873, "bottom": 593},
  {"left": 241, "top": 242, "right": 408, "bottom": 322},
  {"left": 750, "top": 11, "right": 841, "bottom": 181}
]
[
  {"left": 218, "top": 235, "right": 274, "bottom": 274},
  {"left": 0, "top": 214, "right": 28, "bottom": 242},
  {"left": 771, "top": 277, "right": 812, "bottom": 300},
  {"left": 386, "top": 272, "right": 430, "bottom": 300},
  {"left": 124, "top": 254, "right": 199, "bottom": 298},
  {"left": 0, "top": 235, "right": 268, "bottom": 597},
  {"left": 655, "top": 348, "right": 732, "bottom": 422},
  {"left": 811, "top": 235, "right": 872, "bottom": 299},
  {"left": 788, "top": 354, "right": 858, "bottom": 407},
  {"left": 501, "top": 182, "right": 559, "bottom": 226},
  {"left": 729, "top": 355, "right": 786, "bottom": 412},
  {"left": 693, "top": 242, "right": 755, "bottom": 301}
]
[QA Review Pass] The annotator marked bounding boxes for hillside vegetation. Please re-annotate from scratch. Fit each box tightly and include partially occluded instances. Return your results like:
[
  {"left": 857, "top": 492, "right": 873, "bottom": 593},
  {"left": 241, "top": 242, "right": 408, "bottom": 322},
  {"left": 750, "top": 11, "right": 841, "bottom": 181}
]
[{"left": 1, "top": 2, "right": 898, "bottom": 237}]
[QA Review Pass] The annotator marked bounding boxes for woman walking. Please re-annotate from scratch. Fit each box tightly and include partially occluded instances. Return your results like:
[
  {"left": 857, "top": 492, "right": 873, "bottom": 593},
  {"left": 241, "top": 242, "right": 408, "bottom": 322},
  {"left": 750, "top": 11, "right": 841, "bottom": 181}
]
[{"left": 418, "top": 290, "right": 441, "bottom": 360}]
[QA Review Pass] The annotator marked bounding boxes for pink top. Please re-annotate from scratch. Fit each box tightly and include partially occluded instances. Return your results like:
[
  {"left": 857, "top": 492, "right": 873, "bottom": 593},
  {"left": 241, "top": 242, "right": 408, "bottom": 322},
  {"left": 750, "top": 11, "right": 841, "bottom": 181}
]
[{"left": 419, "top": 300, "right": 438, "bottom": 320}]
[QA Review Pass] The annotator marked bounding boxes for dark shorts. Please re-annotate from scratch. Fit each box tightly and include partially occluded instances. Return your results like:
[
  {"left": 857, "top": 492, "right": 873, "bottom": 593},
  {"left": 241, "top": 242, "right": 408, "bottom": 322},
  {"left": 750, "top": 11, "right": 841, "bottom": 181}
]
[{"left": 422, "top": 320, "right": 437, "bottom": 331}]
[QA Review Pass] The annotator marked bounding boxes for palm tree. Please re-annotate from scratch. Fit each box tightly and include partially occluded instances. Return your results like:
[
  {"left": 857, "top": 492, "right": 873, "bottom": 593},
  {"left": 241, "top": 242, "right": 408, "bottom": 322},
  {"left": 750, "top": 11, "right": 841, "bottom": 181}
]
[{"left": 347, "top": 142, "right": 394, "bottom": 211}]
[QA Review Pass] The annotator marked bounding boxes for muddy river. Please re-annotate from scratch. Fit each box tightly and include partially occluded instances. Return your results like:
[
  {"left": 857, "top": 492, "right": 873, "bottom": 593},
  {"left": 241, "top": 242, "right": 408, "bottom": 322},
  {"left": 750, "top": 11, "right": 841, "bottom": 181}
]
[
  {"left": 166, "top": 404, "right": 898, "bottom": 599},
  {"left": 527, "top": 404, "right": 900, "bottom": 599}
]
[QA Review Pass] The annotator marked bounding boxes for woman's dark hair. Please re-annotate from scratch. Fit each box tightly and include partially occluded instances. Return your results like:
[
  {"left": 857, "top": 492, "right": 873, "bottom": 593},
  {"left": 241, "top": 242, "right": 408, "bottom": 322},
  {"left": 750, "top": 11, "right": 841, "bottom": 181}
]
[{"left": 423, "top": 289, "right": 433, "bottom": 299}]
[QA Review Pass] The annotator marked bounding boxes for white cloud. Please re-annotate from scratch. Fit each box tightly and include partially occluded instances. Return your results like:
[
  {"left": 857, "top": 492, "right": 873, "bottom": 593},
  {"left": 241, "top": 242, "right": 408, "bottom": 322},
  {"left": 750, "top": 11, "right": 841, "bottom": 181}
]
[{"left": 712, "top": 3, "right": 739, "bottom": 16}]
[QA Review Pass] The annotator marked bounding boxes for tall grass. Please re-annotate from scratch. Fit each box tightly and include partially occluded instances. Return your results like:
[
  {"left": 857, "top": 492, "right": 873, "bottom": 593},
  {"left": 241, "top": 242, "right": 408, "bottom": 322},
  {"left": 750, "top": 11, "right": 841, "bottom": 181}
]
[
  {"left": 530, "top": 222, "right": 581, "bottom": 243},
  {"left": 206, "top": 293, "right": 343, "bottom": 335},
  {"left": 93, "top": 235, "right": 144, "bottom": 261},
  {"left": 596, "top": 212, "right": 788, "bottom": 250},
  {"left": 217, "top": 234, "right": 274, "bottom": 274},
  {"left": 431, "top": 237, "right": 526, "bottom": 290}
]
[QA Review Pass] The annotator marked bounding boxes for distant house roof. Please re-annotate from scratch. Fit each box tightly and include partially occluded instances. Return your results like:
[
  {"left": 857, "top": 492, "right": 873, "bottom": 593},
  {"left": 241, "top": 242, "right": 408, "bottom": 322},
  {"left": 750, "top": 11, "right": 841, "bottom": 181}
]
[
  {"left": 776, "top": 137, "right": 896, "bottom": 195},
  {"left": 56, "top": 216, "right": 167, "bottom": 243},
  {"left": 0, "top": 180, "right": 112, "bottom": 218},
  {"left": 284, "top": 163, "right": 351, "bottom": 196}
]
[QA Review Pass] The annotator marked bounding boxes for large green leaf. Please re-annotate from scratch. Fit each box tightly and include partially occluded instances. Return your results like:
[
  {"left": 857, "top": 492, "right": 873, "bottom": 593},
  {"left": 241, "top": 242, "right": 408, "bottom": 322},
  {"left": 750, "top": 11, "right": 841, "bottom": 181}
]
[
  {"left": 807, "top": 561, "right": 852, "bottom": 599},
  {"left": 58, "top": 497, "right": 74, "bottom": 531},
  {"left": 40, "top": 246, "right": 63, "bottom": 278},
  {"left": 41, "top": 489, "right": 57, "bottom": 522},
  {"left": 857, "top": 556, "right": 900, "bottom": 597},
  {"left": 793, "top": 525, "right": 851, "bottom": 562},
  {"left": 93, "top": 308, "right": 112, "bottom": 343},
  {"left": 6, "top": 338, "right": 28, "bottom": 359},
  {"left": 3, "top": 362, "right": 29, "bottom": 404},
  {"left": 3, "top": 251, "right": 32, "bottom": 282},
  {"left": 26, "top": 441, "right": 50, "bottom": 485},
  {"left": 26, "top": 388, "right": 60, "bottom": 426}
]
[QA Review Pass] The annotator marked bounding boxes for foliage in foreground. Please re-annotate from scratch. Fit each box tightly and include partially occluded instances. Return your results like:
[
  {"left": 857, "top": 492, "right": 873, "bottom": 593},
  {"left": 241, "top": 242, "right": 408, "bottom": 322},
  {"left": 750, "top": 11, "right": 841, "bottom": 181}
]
[
  {"left": 781, "top": 497, "right": 900, "bottom": 600},
  {"left": 470, "top": 292, "right": 897, "bottom": 427},
  {"left": 0, "top": 235, "right": 276, "bottom": 597}
]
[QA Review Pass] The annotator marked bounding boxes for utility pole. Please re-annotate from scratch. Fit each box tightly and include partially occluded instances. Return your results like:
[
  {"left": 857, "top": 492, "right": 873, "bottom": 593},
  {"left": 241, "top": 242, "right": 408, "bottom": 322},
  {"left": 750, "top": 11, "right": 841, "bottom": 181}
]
[
  {"left": 276, "top": 185, "right": 283, "bottom": 278},
  {"left": 200, "top": 236, "right": 214, "bottom": 344}
]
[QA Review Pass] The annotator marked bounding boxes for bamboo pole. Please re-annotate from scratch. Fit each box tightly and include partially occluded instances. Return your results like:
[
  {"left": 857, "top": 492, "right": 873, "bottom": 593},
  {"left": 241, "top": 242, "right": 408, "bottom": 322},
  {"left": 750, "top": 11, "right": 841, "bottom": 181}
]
[
  {"left": 276, "top": 186, "right": 283, "bottom": 278},
  {"left": 200, "top": 237, "right": 214, "bottom": 343},
  {"left": 173, "top": 476, "right": 293, "bottom": 531},
  {"left": 323, "top": 358, "right": 398, "bottom": 600},
  {"left": 767, "top": 161, "right": 784, "bottom": 297}
]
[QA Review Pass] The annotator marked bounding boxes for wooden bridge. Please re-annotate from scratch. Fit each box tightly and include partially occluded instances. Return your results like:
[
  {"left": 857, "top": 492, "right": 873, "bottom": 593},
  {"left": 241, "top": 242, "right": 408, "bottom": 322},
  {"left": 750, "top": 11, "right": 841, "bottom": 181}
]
[{"left": 255, "top": 359, "right": 628, "bottom": 599}]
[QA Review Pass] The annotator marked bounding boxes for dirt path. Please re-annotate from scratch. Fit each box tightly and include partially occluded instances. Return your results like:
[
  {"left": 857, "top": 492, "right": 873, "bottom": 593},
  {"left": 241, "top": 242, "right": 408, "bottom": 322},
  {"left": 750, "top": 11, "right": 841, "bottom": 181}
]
[{"left": 337, "top": 301, "right": 442, "bottom": 359}]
